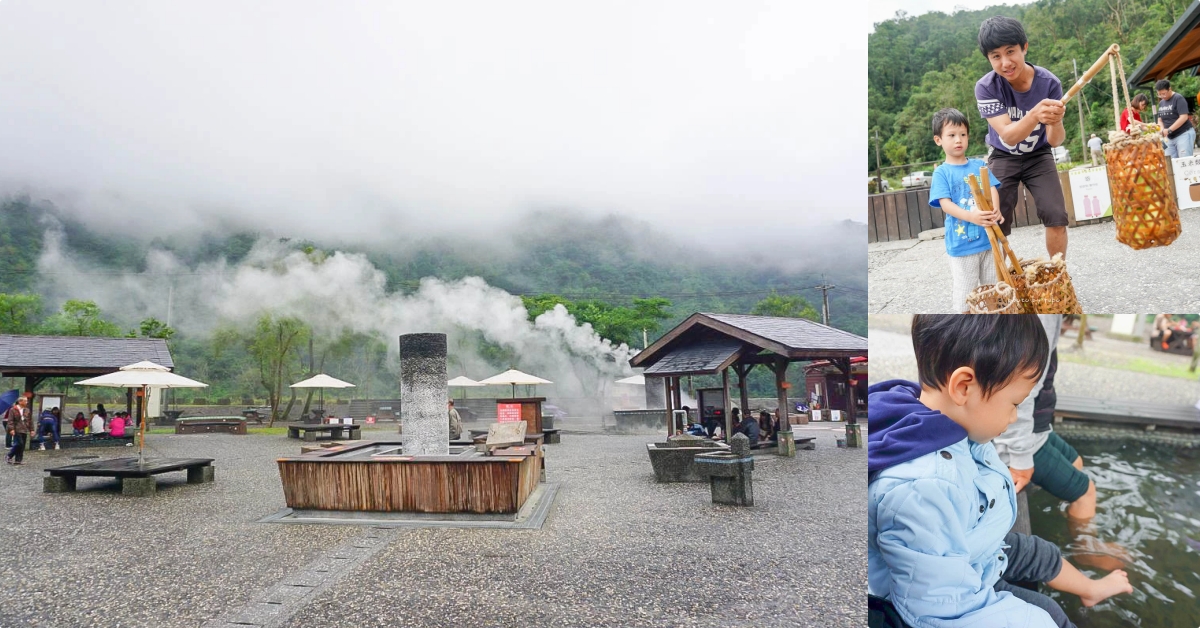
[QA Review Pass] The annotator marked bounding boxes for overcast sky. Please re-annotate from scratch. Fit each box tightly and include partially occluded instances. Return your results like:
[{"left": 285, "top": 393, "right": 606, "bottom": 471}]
[
  {"left": 869, "top": 0, "right": 1038, "bottom": 33},
  {"left": 0, "top": 1, "right": 866, "bottom": 243}
]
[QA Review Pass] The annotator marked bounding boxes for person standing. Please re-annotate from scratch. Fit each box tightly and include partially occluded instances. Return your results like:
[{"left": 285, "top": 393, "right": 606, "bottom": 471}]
[
  {"left": 447, "top": 400, "right": 462, "bottom": 440},
  {"left": 1087, "top": 134, "right": 1104, "bottom": 166},
  {"left": 5, "top": 396, "right": 32, "bottom": 465},
  {"left": 975, "top": 16, "right": 1070, "bottom": 259},
  {"left": 1156, "top": 79, "right": 1195, "bottom": 158}
]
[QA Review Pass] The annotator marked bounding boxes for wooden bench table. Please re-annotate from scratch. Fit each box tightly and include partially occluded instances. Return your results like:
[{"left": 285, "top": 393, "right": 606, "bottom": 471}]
[
  {"left": 286, "top": 423, "right": 362, "bottom": 441},
  {"left": 44, "top": 457, "right": 215, "bottom": 496},
  {"left": 1054, "top": 395, "right": 1200, "bottom": 431}
]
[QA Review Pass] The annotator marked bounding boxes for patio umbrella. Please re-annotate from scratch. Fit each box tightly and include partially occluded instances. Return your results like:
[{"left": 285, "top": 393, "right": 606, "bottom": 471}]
[
  {"left": 447, "top": 375, "right": 485, "bottom": 401},
  {"left": 76, "top": 361, "right": 208, "bottom": 465},
  {"left": 478, "top": 369, "right": 553, "bottom": 398},
  {"left": 614, "top": 374, "right": 645, "bottom": 386},
  {"left": 290, "top": 374, "right": 356, "bottom": 416}
]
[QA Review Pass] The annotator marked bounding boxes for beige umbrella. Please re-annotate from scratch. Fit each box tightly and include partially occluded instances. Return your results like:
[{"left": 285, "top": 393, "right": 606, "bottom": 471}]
[
  {"left": 615, "top": 374, "right": 645, "bottom": 386},
  {"left": 76, "top": 361, "right": 208, "bottom": 465},
  {"left": 478, "top": 369, "right": 553, "bottom": 398},
  {"left": 290, "top": 374, "right": 356, "bottom": 415},
  {"left": 447, "top": 376, "right": 485, "bottom": 401}
]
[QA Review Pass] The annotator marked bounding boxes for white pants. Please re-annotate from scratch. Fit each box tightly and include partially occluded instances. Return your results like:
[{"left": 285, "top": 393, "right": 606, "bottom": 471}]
[{"left": 949, "top": 249, "right": 998, "bottom": 313}]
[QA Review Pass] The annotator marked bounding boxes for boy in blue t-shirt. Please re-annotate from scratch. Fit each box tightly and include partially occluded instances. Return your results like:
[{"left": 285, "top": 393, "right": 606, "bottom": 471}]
[{"left": 929, "top": 107, "right": 1003, "bottom": 312}]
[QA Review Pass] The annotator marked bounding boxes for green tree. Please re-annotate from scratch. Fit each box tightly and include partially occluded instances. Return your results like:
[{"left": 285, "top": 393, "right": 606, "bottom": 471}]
[
  {"left": 0, "top": 293, "right": 43, "bottom": 334},
  {"left": 136, "top": 317, "right": 176, "bottom": 340},
  {"left": 41, "top": 300, "right": 123, "bottom": 337},
  {"left": 238, "top": 314, "right": 309, "bottom": 427},
  {"left": 751, "top": 292, "right": 821, "bottom": 321}
]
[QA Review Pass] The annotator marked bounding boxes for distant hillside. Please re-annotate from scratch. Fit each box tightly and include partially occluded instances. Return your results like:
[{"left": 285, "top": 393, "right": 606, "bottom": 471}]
[{"left": 0, "top": 195, "right": 866, "bottom": 336}]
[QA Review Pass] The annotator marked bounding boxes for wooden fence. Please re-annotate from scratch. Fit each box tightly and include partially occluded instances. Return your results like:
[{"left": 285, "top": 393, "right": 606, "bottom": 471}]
[{"left": 868, "top": 171, "right": 1103, "bottom": 243}]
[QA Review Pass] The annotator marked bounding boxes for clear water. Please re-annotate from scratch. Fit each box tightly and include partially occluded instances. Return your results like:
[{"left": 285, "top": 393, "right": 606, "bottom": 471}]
[{"left": 1028, "top": 441, "right": 1200, "bottom": 627}]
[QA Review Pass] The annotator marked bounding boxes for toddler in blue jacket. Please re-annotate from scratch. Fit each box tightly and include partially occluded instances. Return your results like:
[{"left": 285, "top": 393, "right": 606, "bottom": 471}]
[{"left": 868, "top": 315, "right": 1131, "bottom": 627}]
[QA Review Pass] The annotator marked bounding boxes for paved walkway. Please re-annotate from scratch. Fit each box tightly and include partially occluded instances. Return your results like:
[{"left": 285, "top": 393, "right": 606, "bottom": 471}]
[
  {"left": 867, "top": 323, "right": 1200, "bottom": 406},
  {"left": 868, "top": 210, "right": 1200, "bottom": 312},
  {"left": 0, "top": 430, "right": 865, "bottom": 627}
]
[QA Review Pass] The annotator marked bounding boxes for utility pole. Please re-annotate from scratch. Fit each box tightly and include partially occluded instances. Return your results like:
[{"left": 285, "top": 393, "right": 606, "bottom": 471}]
[
  {"left": 873, "top": 128, "right": 885, "bottom": 192},
  {"left": 815, "top": 281, "right": 835, "bottom": 326},
  {"left": 1074, "top": 59, "right": 1086, "bottom": 163}
]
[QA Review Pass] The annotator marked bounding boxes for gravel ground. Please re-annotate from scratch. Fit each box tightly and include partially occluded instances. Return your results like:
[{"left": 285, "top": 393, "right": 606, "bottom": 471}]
[
  {"left": 0, "top": 429, "right": 865, "bottom": 627},
  {"left": 868, "top": 210, "right": 1200, "bottom": 313},
  {"left": 867, "top": 324, "right": 1200, "bottom": 405}
]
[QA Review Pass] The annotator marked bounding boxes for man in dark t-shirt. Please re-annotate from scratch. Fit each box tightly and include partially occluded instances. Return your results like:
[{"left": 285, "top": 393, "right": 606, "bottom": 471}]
[
  {"left": 1156, "top": 79, "right": 1195, "bottom": 158},
  {"left": 974, "top": 16, "right": 1069, "bottom": 259}
]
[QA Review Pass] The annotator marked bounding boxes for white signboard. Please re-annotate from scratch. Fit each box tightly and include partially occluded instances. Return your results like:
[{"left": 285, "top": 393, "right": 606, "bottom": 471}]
[
  {"left": 1172, "top": 155, "right": 1200, "bottom": 210},
  {"left": 1110, "top": 314, "right": 1136, "bottom": 336},
  {"left": 1067, "top": 165, "right": 1112, "bottom": 220}
]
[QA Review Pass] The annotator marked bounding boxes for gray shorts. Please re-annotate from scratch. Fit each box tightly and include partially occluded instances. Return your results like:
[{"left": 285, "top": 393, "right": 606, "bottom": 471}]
[{"left": 994, "top": 533, "right": 1073, "bottom": 628}]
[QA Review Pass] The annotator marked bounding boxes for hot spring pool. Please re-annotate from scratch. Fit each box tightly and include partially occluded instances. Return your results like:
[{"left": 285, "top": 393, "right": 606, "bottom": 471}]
[{"left": 1028, "top": 440, "right": 1200, "bottom": 627}]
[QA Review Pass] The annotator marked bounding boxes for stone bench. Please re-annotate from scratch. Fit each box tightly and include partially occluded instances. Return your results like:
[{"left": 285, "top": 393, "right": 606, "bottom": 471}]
[
  {"left": 44, "top": 457, "right": 215, "bottom": 496},
  {"left": 286, "top": 423, "right": 362, "bottom": 441},
  {"left": 45, "top": 434, "right": 136, "bottom": 449},
  {"left": 542, "top": 428, "right": 560, "bottom": 444}
]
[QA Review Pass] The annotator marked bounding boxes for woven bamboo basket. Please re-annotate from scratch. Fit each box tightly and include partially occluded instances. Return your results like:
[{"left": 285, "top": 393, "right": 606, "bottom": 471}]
[
  {"left": 1005, "top": 257, "right": 1041, "bottom": 314},
  {"left": 965, "top": 282, "right": 1023, "bottom": 314},
  {"left": 1103, "top": 131, "right": 1182, "bottom": 249},
  {"left": 1021, "top": 254, "right": 1082, "bottom": 314}
]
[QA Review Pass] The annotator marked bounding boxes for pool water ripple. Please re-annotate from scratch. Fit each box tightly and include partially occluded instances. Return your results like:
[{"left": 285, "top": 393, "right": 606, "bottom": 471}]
[{"left": 1028, "top": 441, "right": 1200, "bottom": 627}]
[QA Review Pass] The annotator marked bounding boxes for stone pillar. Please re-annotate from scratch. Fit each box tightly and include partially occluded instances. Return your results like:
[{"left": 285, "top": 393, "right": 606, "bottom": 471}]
[
  {"left": 399, "top": 333, "right": 449, "bottom": 456},
  {"left": 644, "top": 375, "right": 666, "bottom": 409}
]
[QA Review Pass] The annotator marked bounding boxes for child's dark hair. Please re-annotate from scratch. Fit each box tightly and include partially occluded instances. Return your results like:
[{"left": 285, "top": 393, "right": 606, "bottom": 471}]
[
  {"left": 1155, "top": 79, "right": 1171, "bottom": 91},
  {"left": 978, "top": 16, "right": 1027, "bottom": 56},
  {"left": 911, "top": 315, "right": 1049, "bottom": 399},
  {"left": 932, "top": 108, "right": 970, "bottom": 137},
  {"left": 1132, "top": 93, "right": 1149, "bottom": 107}
]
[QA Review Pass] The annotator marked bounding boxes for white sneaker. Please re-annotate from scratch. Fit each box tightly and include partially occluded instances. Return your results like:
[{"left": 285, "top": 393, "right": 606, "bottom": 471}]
[
  {"left": 38, "top": 444, "right": 46, "bottom": 451},
  {"left": 54, "top": 443, "right": 60, "bottom": 450}
]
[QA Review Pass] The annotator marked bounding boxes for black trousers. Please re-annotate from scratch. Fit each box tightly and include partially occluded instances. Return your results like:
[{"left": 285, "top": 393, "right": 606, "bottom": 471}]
[{"left": 7, "top": 433, "right": 27, "bottom": 463}]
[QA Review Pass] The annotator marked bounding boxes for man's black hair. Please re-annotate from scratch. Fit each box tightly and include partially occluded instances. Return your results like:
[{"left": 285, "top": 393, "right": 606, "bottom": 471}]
[
  {"left": 911, "top": 315, "right": 1049, "bottom": 399},
  {"left": 1155, "top": 79, "right": 1171, "bottom": 92},
  {"left": 978, "top": 16, "right": 1027, "bottom": 57},
  {"left": 932, "top": 108, "right": 970, "bottom": 137}
]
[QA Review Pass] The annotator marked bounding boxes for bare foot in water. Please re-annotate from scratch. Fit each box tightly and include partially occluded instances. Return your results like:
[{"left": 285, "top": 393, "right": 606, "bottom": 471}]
[
  {"left": 1070, "top": 536, "right": 1134, "bottom": 571},
  {"left": 1079, "top": 570, "right": 1133, "bottom": 607}
]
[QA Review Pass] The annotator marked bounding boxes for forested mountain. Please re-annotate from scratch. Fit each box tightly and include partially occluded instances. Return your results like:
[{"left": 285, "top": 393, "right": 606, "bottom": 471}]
[
  {"left": 1, "top": 196, "right": 864, "bottom": 406},
  {"left": 869, "top": 0, "right": 1195, "bottom": 172}
]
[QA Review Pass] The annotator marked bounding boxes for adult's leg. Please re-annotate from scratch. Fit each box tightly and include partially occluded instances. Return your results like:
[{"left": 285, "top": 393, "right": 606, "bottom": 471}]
[
  {"left": 1165, "top": 136, "right": 1179, "bottom": 158},
  {"left": 1176, "top": 128, "right": 1196, "bottom": 158},
  {"left": 1032, "top": 432, "right": 1094, "bottom": 519},
  {"left": 988, "top": 153, "right": 1022, "bottom": 237},
  {"left": 13, "top": 433, "right": 26, "bottom": 463},
  {"left": 1022, "top": 150, "right": 1069, "bottom": 258}
]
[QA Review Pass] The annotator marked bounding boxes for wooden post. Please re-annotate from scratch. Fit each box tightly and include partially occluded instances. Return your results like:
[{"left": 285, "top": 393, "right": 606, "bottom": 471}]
[
  {"left": 671, "top": 376, "right": 682, "bottom": 413},
  {"left": 774, "top": 358, "right": 795, "bottom": 457},
  {"left": 736, "top": 364, "right": 751, "bottom": 419},
  {"left": 663, "top": 377, "right": 674, "bottom": 434},
  {"left": 722, "top": 368, "right": 732, "bottom": 441}
]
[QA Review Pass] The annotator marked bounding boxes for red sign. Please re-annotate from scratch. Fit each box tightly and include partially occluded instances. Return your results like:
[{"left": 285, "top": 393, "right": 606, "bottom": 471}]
[
  {"left": 366, "top": 416, "right": 376, "bottom": 424},
  {"left": 497, "top": 403, "right": 522, "bottom": 422}
]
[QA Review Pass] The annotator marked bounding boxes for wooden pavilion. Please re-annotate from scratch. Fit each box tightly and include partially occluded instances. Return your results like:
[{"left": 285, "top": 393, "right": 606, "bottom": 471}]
[
  {"left": 629, "top": 313, "right": 867, "bottom": 455},
  {"left": 0, "top": 334, "right": 174, "bottom": 419}
]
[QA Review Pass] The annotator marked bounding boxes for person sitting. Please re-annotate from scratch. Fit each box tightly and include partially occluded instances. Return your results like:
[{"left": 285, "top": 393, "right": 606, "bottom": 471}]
[
  {"left": 734, "top": 409, "right": 760, "bottom": 447},
  {"left": 90, "top": 410, "right": 106, "bottom": 436},
  {"left": 72, "top": 412, "right": 87, "bottom": 436},
  {"left": 1156, "top": 313, "right": 1174, "bottom": 349},
  {"left": 110, "top": 413, "right": 127, "bottom": 438},
  {"left": 685, "top": 421, "right": 707, "bottom": 437},
  {"left": 758, "top": 410, "right": 775, "bottom": 442}
]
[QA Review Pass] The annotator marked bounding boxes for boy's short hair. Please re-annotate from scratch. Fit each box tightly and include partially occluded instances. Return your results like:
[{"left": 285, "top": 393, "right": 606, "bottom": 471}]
[
  {"left": 911, "top": 315, "right": 1049, "bottom": 399},
  {"left": 932, "top": 108, "right": 970, "bottom": 137},
  {"left": 978, "top": 16, "right": 1027, "bottom": 56},
  {"left": 1155, "top": 79, "right": 1171, "bottom": 91}
]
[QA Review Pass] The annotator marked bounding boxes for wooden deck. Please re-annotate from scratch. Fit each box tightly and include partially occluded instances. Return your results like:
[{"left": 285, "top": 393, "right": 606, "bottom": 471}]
[{"left": 1054, "top": 395, "right": 1200, "bottom": 431}]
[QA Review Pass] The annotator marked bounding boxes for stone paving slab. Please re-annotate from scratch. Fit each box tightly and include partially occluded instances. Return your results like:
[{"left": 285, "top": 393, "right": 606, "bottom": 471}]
[
  {"left": 869, "top": 210, "right": 1200, "bottom": 312},
  {"left": 0, "top": 430, "right": 864, "bottom": 627}
]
